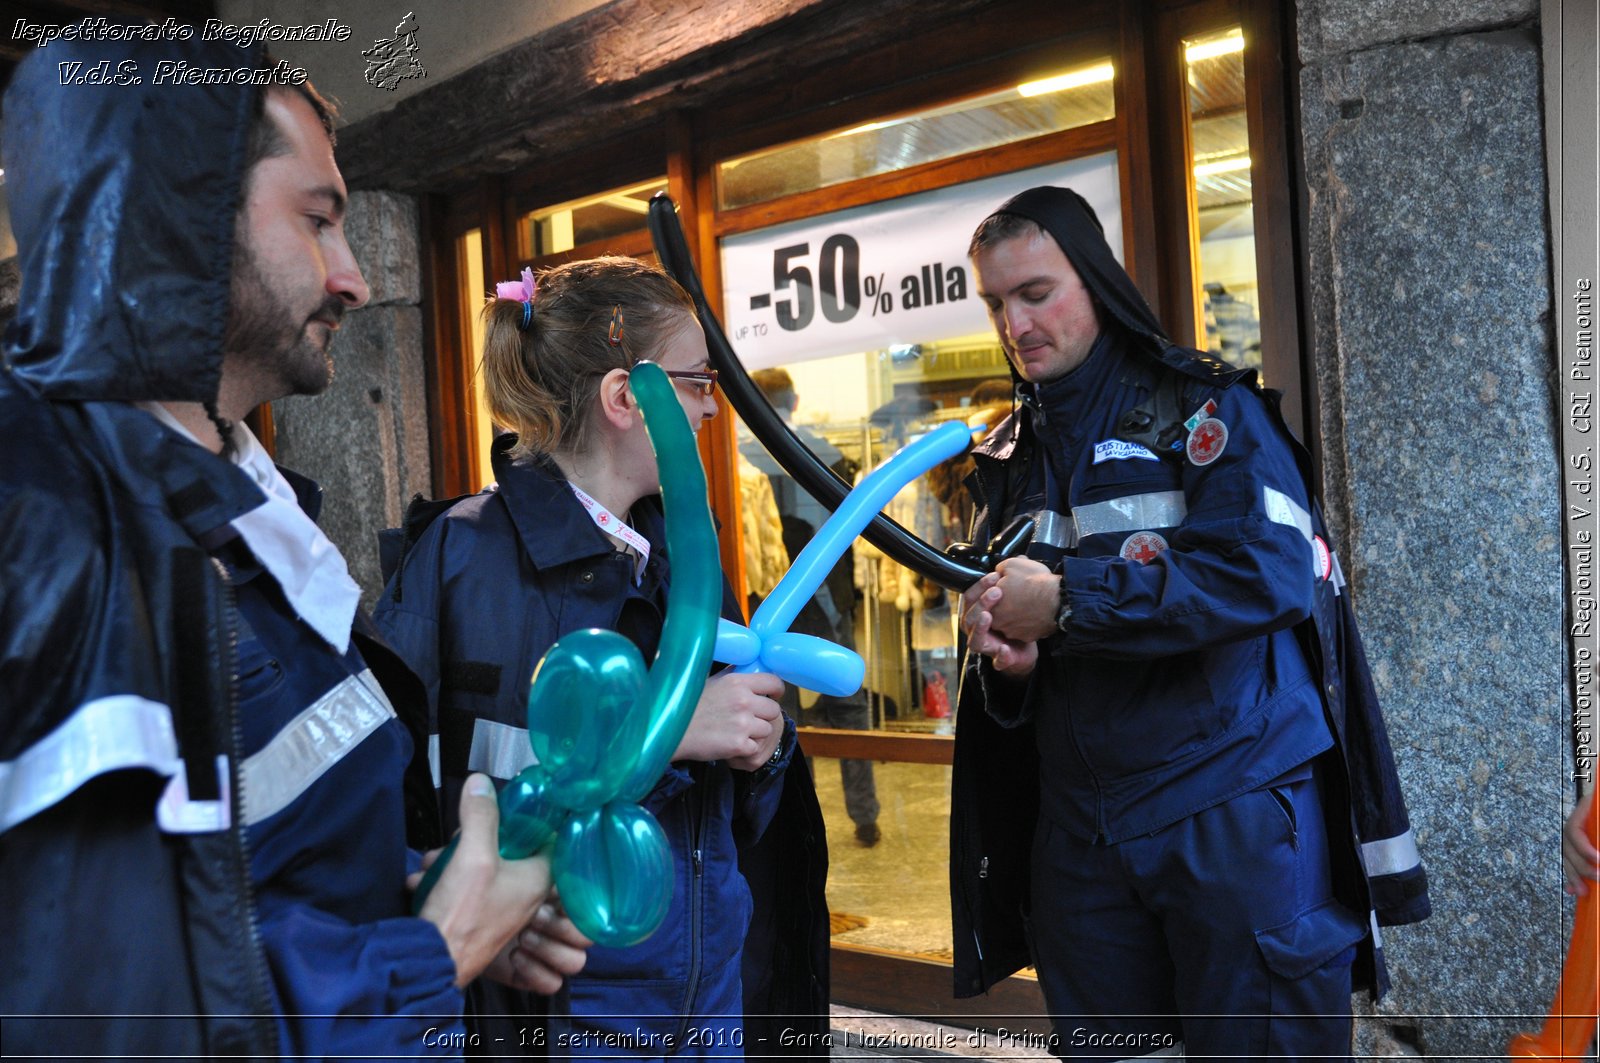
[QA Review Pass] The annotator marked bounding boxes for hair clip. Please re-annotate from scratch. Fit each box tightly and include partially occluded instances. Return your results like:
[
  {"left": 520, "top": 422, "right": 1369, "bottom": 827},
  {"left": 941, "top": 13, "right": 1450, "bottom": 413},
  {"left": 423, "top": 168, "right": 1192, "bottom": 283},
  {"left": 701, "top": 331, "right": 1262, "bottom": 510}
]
[
  {"left": 494, "top": 267, "right": 538, "bottom": 331},
  {"left": 607, "top": 305, "right": 626, "bottom": 348}
]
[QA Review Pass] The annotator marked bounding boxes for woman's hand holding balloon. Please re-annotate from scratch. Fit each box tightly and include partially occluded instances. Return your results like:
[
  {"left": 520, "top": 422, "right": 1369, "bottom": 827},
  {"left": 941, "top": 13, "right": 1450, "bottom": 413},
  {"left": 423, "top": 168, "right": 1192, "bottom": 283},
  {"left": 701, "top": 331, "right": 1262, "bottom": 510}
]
[
  {"left": 672, "top": 670, "right": 784, "bottom": 768},
  {"left": 413, "top": 774, "right": 560, "bottom": 987}
]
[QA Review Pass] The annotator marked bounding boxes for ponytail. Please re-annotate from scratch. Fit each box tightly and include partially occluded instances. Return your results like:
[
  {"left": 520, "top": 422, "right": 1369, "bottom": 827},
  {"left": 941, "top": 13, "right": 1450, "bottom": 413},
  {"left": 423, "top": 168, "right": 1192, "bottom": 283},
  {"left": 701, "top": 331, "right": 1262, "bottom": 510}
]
[{"left": 478, "top": 256, "right": 697, "bottom": 459}]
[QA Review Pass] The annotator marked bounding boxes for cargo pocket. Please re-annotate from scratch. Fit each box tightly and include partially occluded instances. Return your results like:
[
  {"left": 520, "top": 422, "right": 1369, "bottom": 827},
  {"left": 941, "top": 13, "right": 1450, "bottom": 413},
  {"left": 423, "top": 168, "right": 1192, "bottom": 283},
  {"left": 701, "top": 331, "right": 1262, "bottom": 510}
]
[{"left": 1255, "top": 898, "right": 1367, "bottom": 1056}]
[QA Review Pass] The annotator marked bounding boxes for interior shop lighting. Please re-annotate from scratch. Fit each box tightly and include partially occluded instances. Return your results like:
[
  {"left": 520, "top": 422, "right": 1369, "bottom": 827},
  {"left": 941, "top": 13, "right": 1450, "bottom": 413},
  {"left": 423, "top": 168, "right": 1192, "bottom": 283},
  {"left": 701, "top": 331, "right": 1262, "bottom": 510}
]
[
  {"left": 1184, "top": 29, "right": 1245, "bottom": 64},
  {"left": 1017, "top": 62, "right": 1116, "bottom": 97},
  {"left": 1193, "top": 154, "right": 1252, "bottom": 177},
  {"left": 831, "top": 120, "right": 894, "bottom": 139}
]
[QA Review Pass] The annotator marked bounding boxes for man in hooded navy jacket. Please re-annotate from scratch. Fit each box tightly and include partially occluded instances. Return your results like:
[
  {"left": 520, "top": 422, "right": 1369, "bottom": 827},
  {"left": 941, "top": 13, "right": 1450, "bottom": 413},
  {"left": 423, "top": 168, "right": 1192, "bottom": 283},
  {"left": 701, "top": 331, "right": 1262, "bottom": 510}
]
[
  {"left": 952, "top": 187, "right": 1428, "bottom": 1058},
  {"left": 0, "top": 34, "right": 584, "bottom": 1058}
]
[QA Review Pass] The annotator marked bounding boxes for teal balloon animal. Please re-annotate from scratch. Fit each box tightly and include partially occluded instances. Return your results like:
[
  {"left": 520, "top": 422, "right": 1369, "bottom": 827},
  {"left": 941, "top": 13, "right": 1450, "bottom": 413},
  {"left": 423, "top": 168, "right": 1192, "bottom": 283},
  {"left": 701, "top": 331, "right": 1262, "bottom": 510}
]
[{"left": 412, "top": 361, "right": 721, "bottom": 948}]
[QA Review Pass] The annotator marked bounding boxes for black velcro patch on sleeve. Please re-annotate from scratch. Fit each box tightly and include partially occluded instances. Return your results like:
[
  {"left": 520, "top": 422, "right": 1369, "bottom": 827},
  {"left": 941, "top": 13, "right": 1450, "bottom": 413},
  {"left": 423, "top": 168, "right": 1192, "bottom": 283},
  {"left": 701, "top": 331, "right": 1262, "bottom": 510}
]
[{"left": 443, "top": 660, "right": 502, "bottom": 697}]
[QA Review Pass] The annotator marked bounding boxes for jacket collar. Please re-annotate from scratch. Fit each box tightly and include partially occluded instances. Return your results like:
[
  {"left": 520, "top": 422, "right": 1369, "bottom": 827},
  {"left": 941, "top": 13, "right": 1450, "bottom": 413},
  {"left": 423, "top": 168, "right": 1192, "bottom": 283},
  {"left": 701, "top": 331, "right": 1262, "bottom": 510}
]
[
  {"left": 971, "top": 408, "right": 1024, "bottom": 464},
  {"left": 85, "top": 402, "right": 269, "bottom": 543},
  {"left": 490, "top": 435, "right": 669, "bottom": 581}
]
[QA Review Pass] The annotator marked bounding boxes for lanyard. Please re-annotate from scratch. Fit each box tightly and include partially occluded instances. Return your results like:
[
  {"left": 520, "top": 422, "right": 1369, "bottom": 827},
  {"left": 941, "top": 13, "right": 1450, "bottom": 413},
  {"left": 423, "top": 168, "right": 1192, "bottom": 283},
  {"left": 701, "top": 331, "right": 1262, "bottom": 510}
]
[{"left": 567, "top": 483, "right": 650, "bottom": 582}]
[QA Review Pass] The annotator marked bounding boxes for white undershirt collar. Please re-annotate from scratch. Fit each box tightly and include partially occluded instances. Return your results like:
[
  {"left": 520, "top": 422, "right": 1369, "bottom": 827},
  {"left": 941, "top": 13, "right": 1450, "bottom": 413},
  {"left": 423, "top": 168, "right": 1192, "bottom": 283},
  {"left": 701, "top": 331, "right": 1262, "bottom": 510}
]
[{"left": 137, "top": 403, "right": 361, "bottom": 655}]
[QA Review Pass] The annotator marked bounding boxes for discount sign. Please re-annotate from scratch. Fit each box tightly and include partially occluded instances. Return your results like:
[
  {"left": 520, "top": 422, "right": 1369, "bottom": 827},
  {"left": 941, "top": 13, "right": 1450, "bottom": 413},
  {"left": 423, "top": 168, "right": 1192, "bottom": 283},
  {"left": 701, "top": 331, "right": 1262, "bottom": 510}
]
[{"left": 720, "top": 154, "right": 1122, "bottom": 370}]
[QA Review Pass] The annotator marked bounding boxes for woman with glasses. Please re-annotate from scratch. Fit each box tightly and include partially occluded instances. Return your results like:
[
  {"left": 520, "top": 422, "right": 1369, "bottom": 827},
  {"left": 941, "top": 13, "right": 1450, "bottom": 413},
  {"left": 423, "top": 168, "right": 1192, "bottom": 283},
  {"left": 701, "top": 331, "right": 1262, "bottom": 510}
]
[{"left": 376, "top": 256, "right": 825, "bottom": 1058}]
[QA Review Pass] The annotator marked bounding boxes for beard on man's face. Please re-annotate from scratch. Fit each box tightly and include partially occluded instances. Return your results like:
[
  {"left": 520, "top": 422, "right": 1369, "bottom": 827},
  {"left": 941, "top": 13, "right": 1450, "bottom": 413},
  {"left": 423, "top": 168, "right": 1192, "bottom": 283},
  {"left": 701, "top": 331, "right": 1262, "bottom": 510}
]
[{"left": 221, "top": 239, "right": 345, "bottom": 400}]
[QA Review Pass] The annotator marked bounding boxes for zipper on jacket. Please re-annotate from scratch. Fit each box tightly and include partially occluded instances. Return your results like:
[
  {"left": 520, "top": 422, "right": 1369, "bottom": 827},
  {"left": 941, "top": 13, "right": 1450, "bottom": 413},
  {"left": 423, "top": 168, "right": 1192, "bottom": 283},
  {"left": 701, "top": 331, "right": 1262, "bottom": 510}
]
[
  {"left": 211, "top": 557, "right": 279, "bottom": 1056},
  {"left": 1058, "top": 691, "right": 1109, "bottom": 843},
  {"left": 673, "top": 778, "right": 710, "bottom": 1053}
]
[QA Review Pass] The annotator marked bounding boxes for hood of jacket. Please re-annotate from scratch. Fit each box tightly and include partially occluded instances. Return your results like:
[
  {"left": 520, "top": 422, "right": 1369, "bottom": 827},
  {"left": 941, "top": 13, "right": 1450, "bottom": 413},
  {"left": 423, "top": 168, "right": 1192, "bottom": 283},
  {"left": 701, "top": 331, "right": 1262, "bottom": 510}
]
[{"left": 2, "top": 31, "right": 265, "bottom": 403}]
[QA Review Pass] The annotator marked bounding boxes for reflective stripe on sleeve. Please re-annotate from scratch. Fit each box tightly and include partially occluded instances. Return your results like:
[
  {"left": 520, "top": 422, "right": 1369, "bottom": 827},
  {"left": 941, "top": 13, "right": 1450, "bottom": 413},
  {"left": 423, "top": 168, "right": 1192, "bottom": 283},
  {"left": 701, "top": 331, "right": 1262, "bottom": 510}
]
[
  {"left": 1361, "top": 828, "right": 1422, "bottom": 877},
  {"left": 0, "top": 695, "right": 178, "bottom": 834},
  {"left": 1071, "top": 490, "right": 1187, "bottom": 538},
  {"left": 241, "top": 669, "right": 396, "bottom": 826},
  {"left": 467, "top": 718, "right": 535, "bottom": 782},
  {"left": 1032, "top": 509, "right": 1077, "bottom": 549},
  {"left": 1263, "top": 486, "right": 1314, "bottom": 544}
]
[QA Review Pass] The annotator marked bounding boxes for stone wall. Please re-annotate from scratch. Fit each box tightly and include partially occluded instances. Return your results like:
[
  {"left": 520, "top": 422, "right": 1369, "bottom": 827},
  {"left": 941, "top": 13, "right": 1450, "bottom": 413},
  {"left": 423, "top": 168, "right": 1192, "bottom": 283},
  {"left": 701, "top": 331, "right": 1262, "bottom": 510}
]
[
  {"left": 271, "top": 190, "right": 432, "bottom": 607},
  {"left": 1296, "top": 1, "right": 1563, "bottom": 1056}
]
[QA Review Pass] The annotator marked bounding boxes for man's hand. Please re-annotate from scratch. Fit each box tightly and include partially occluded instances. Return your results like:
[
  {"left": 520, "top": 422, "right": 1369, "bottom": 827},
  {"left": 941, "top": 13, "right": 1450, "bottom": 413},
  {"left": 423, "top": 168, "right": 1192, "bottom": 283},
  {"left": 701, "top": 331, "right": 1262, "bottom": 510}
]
[
  {"left": 413, "top": 774, "right": 556, "bottom": 987},
  {"left": 484, "top": 895, "right": 593, "bottom": 994},
  {"left": 1563, "top": 789, "right": 1599, "bottom": 895},
  {"left": 961, "top": 571, "right": 1039, "bottom": 678},
  {"left": 673, "top": 670, "right": 785, "bottom": 770},
  {"left": 987, "top": 557, "right": 1064, "bottom": 643}
]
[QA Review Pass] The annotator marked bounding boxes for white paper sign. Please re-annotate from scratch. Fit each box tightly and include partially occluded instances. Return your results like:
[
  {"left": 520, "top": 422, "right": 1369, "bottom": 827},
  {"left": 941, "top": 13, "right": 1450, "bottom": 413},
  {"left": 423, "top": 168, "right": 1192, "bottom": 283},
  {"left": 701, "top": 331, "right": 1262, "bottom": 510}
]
[{"left": 719, "top": 154, "right": 1122, "bottom": 370}]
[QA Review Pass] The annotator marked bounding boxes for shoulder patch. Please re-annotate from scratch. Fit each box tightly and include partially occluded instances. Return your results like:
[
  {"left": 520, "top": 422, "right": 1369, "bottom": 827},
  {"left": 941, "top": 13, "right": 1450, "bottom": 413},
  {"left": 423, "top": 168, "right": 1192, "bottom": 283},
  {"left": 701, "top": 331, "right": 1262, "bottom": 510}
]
[
  {"left": 1186, "top": 417, "right": 1229, "bottom": 466},
  {"left": 1093, "top": 439, "right": 1160, "bottom": 464}
]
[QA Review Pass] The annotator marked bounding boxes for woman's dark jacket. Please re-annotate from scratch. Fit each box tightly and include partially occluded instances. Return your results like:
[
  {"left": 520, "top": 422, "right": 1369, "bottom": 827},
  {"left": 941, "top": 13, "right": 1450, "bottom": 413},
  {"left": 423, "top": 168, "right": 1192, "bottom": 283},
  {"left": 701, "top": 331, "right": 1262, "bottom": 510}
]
[{"left": 375, "top": 437, "right": 829, "bottom": 1055}]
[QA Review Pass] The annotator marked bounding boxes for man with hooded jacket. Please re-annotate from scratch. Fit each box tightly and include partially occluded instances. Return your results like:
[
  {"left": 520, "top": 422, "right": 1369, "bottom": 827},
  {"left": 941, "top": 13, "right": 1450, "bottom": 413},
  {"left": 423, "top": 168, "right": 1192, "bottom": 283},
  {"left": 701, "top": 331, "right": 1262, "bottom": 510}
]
[
  {"left": 0, "top": 34, "right": 582, "bottom": 1058},
  {"left": 952, "top": 186, "right": 1428, "bottom": 1058}
]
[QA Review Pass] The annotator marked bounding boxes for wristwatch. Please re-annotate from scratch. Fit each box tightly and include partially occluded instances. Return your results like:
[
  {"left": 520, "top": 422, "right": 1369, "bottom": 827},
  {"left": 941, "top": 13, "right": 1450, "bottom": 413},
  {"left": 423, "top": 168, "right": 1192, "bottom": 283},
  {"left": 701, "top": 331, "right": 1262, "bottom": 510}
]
[
  {"left": 1054, "top": 575, "right": 1073, "bottom": 632},
  {"left": 768, "top": 732, "right": 784, "bottom": 768}
]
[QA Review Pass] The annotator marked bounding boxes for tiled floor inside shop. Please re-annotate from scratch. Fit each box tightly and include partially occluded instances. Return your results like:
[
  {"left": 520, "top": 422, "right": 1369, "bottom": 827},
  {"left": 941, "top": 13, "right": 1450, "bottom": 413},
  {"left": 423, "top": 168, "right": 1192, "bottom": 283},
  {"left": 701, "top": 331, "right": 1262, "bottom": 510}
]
[
  {"left": 806, "top": 751, "right": 1054, "bottom": 1060},
  {"left": 809, "top": 755, "right": 955, "bottom": 960}
]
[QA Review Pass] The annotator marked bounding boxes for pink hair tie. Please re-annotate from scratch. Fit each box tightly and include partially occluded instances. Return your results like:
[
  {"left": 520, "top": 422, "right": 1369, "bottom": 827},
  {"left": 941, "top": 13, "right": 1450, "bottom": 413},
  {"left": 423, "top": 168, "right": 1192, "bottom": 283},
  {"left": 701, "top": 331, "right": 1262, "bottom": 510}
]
[{"left": 495, "top": 267, "right": 537, "bottom": 330}]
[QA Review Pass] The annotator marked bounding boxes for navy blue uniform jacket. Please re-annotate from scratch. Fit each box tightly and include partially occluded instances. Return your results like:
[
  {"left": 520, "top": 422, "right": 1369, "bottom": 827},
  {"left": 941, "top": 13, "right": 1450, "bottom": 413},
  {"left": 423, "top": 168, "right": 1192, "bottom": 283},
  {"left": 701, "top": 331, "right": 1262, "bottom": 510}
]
[
  {"left": 950, "top": 337, "right": 1429, "bottom": 1002},
  {"left": 376, "top": 439, "right": 812, "bottom": 1055}
]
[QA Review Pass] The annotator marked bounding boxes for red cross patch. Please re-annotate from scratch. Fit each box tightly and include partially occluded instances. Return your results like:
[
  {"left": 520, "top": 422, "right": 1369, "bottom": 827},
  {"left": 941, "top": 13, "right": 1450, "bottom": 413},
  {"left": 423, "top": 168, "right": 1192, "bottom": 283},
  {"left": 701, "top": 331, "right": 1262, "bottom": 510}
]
[
  {"left": 598, "top": 514, "right": 610, "bottom": 526},
  {"left": 1120, "top": 531, "right": 1169, "bottom": 564},
  {"left": 1186, "top": 417, "right": 1228, "bottom": 466}
]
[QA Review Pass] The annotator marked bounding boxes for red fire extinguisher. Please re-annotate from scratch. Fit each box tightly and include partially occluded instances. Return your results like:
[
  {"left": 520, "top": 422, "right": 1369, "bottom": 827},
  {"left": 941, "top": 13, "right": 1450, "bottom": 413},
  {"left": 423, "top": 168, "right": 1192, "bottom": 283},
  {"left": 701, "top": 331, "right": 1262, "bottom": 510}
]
[{"left": 923, "top": 672, "right": 951, "bottom": 719}]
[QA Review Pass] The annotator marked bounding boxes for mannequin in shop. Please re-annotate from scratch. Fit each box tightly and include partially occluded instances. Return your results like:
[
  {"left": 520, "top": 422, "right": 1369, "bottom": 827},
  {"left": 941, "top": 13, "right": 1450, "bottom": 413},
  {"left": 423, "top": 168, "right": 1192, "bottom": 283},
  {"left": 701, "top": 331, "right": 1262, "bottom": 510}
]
[
  {"left": 376, "top": 258, "right": 828, "bottom": 1057},
  {"left": 743, "top": 368, "right": 883, "bottom": 846}
]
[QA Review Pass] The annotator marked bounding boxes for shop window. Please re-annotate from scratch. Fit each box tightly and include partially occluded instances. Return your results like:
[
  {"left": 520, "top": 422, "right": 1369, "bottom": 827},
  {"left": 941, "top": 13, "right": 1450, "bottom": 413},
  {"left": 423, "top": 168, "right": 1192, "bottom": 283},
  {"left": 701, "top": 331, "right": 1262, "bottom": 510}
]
[
  {"left": 517, "top": 177, "right": 668, "bottom": 260},
  {"left": 1183, "top": 26, "right": 1261, "bottom": 371},
  {"left": 716, "top": 57, "right": 1116, "bottom": 210}
]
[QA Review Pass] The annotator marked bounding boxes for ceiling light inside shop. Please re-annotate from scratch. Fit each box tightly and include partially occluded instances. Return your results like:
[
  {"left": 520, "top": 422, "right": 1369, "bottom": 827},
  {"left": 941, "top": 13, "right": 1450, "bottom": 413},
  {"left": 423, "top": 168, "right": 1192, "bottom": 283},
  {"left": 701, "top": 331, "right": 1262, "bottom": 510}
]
[
  {"left": 1185, "top": 29, "right": 1245, "bottom": 64},
  {"left": 832, "top": 120, "right": 894, "bottom": 139},
  {"left": 603, "top": 194, "right": 651, "bottom": 214},
  {"left": 1193, "top": 154, "right": 1251, "bottom": 177},
  {"left": 1017, "top": 62, "right": 1115, "bottom": 97}
]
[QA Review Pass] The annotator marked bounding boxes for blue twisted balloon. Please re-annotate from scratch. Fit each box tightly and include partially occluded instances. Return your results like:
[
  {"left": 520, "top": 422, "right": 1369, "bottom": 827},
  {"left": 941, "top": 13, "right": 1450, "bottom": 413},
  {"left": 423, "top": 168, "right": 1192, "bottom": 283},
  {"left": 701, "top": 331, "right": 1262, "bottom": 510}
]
[{"left": 712, "top": 419, "right": 974, "bottom": 694}]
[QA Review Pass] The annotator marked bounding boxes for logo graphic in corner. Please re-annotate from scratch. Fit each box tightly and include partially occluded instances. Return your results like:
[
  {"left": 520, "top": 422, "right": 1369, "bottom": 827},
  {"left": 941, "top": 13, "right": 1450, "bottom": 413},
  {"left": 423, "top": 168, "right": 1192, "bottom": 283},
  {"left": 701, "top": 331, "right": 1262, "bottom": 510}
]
[
  {"left": 363, "top": 12, "right": 427, "bottom": 91},
  {"left": 1120, "top": 531, "right": 1168, "bottom": 564},
  {"left": 1093, "top": 439, "right": 1161, "bottom": 464},
  {"left": 1186, "top": 417, "right": 1228, "bottom": 466}
]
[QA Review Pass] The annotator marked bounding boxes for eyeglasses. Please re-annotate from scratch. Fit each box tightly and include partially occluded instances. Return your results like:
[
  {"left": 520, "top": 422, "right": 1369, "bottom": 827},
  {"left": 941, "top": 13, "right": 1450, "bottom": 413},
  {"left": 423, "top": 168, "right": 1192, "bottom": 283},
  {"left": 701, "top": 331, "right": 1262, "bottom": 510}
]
[{"left": 662, "top": 368, "right": 719, "bottom": 397}]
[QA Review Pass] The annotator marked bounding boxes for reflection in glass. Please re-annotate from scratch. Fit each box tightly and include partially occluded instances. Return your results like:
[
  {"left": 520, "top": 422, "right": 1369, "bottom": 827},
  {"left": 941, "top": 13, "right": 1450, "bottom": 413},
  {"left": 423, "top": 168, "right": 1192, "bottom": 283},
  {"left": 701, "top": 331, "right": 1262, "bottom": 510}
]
[
  {"left": 811, "top": 758, "right": 955, "bottom": 959},
  {"left": 1184, "top": 26, "right": 1262, "bottom": 372},
  {"left": 717, "top": 59, "right": 1116, "bottom": 210},
  {"left": 736, "top": 339, "right": 1012, "bottom": 740},
  {"left": 517, "top": 178, "right": 668, "bottom": 259}
]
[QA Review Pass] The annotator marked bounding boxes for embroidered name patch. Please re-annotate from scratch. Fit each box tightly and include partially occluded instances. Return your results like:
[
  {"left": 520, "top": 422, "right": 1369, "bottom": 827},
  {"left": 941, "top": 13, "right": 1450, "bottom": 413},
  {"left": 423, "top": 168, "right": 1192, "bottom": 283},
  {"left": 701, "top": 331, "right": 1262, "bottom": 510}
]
[{"left": 1093, "top": 439, "right": 1160, "bottom": 464}]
